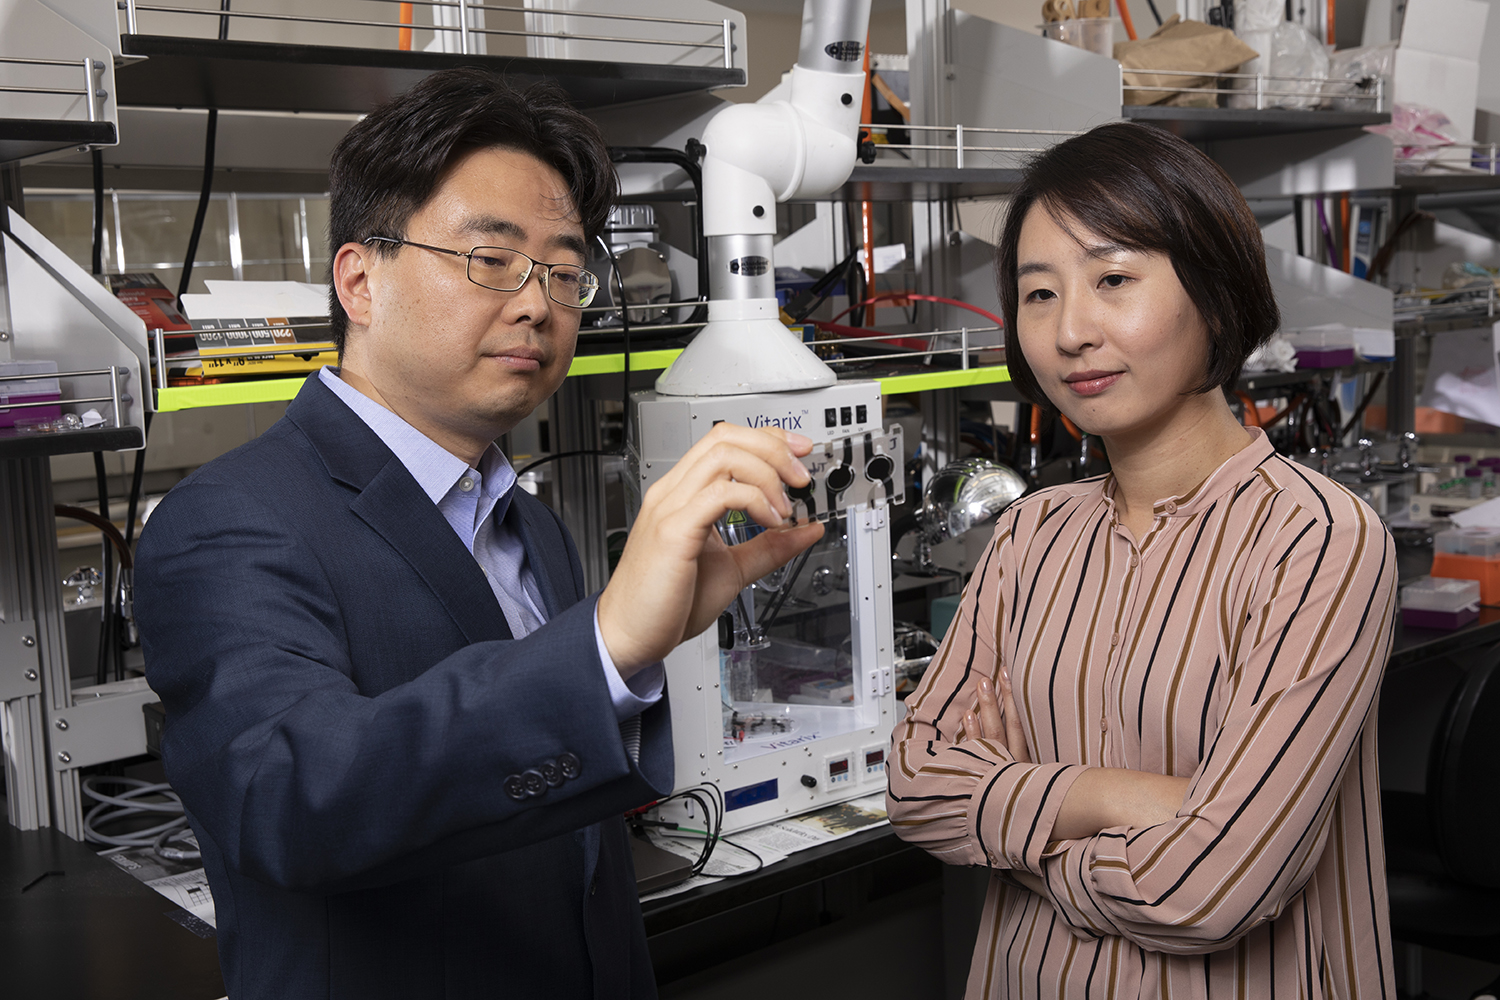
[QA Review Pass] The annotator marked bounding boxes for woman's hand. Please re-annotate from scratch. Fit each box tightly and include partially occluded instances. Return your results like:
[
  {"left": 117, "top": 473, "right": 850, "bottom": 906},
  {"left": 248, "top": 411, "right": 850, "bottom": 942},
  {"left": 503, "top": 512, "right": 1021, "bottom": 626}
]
[{"left": 960, "top": 673, "right": 1030, "bottom": 763}]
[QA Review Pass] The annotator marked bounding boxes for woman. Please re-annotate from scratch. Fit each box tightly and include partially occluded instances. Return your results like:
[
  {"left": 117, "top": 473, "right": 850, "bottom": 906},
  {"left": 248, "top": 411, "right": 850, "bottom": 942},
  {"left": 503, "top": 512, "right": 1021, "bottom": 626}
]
[{"left": 887, "top": 122, "right": 1397, "bottom": 999}]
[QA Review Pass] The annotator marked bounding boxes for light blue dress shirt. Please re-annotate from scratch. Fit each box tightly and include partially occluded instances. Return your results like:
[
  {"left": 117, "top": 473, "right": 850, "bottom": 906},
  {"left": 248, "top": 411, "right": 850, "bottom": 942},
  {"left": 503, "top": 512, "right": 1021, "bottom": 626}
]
[{"left": 319, "top": 367, "right": 662, "bottom": 720}]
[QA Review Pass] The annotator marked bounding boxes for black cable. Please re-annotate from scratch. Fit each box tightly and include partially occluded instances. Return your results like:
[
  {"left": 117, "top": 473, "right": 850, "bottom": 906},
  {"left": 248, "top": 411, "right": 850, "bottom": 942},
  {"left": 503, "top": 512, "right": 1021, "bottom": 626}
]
[
  {"left": 513, "top": 448, "right": 611, "bottom": 479},
  {"left": 217, "top": 0, "right": 231, "bottom": 40},
  {"left": 125, "top": 412, "right": 151, "bottom": 548},
  {"left": 756, "top": 545, "right": 814, "bottom": 629},
  {"left": 90, "top": 149, "right": 104, "bottom": 276},
  {"left": 607, "top": 146, "right": 707, "bottom": 326},
  {"left": 707, "top": 836, "right": 765, "bottom": 878},
  {"left": 1143, "top": 0, "right": 1164, "bottom": 24},
  {"left": 1293, "top": 197, "right": 1305, "bottom": 258},
  {"left": 597, "top": 234, "right": 632, "bottom": 455},
  {"left": 513, "top": 239, "right": 631, "bottom": 481},
  {"left": 54, "top": 505, "right": 132, "bottom": 569},
  {"left": 92, "top": 452, "right": 114, "bottom": 685},
  {"left": 787, "top": 246, "right": 859, "bottom": 324},
  {"left": 176, "top": 108, "right": 219, "bottom": 309}
]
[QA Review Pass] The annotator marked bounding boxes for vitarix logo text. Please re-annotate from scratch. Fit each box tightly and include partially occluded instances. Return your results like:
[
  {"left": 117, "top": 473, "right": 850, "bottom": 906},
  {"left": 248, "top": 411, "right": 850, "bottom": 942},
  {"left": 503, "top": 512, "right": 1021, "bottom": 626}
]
[{"left": 746, "top": 412, "right": 807, "bottom": 430}]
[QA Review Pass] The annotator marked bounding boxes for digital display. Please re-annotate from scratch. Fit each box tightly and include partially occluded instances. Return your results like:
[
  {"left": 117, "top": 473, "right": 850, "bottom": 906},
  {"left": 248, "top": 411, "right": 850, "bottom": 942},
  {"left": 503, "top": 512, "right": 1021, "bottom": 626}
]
[
  {"left": 865, "top": 749, "right": 885, "bottom": 767},
  {"left": 724, "top": 777, "right": 779, "bottom": 811},
  {"left": 829, "top": 758, "right": 850, "bottom": 776}
]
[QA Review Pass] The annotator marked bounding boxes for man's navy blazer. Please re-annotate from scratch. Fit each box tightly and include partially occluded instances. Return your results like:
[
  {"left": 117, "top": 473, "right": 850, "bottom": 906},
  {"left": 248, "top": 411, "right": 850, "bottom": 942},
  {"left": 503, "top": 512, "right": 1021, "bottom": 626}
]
[{"left": 136, "top": 374, "right": 673, "bottom": 1000}]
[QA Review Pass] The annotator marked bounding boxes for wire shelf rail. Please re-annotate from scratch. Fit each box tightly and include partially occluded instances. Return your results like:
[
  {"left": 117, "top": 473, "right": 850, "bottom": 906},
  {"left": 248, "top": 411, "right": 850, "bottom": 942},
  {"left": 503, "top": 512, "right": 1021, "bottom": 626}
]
[
  {"left": 1121, "top": 68, "right": 1383, "bottom": 111},
  {"left": 118, "top": 0, "right": 735, "bottom": 67},
  {"left": 859, "top": 122, "right": 1083, "bottom": 167},
  {"left": 0, "top": 367, "right": 131, "bottom": 429},
  {"left": 0, "top": 54, "right": 107, "bottom": 122}
]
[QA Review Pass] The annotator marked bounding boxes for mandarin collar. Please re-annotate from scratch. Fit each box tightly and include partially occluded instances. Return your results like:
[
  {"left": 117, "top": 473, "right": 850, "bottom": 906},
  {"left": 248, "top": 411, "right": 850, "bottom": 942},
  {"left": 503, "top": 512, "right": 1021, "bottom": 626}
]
[{"left": 1100, "top": 427, "right": 1274, "bottom": 519}]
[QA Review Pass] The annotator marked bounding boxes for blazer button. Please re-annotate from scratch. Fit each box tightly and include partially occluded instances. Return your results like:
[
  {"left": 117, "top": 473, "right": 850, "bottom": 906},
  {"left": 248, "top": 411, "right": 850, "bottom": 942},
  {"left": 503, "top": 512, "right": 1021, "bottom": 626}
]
[
  {"left": 503, "top": 774, "right": 528, "bottom": 801},
  {"left": 539, "top": 760, "right": 563, "bottom": 787},
  {"left": 522, "top": 769, "right": 547, "bottom": 798},
  {"left": 557, "top": 752, "right": 581, "bottom": 780}
]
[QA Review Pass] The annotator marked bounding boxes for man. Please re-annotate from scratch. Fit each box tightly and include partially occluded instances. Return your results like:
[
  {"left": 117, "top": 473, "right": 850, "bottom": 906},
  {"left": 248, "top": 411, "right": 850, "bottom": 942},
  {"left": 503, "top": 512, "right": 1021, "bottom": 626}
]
[{"left": 135, "top": 69, "right": 822, "bottom": 1000}]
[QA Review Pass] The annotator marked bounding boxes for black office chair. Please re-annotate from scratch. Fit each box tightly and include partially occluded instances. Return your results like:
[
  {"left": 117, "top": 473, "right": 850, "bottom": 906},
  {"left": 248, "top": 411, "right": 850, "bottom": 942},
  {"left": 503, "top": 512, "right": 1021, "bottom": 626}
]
[{"left": 1381, "top": 640, "right": 1500, "bottom": 998}]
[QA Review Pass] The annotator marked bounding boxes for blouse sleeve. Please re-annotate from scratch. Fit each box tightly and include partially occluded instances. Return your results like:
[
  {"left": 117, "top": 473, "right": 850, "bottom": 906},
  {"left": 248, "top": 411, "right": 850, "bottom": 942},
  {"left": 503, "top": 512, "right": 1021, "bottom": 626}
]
[
  {"left": 886, "top": 510, "right": 1090, "bottom": 872},
  {"left": 1037, "top": 498, "right": 1397, "bottom": 953}
]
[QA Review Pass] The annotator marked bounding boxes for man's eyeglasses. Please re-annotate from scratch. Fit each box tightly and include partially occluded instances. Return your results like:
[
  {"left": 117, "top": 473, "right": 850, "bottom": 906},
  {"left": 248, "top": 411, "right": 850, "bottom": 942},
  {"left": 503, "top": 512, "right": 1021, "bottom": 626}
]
[{"left": 363, "top": 236, "right": 601, "bottom": 309}]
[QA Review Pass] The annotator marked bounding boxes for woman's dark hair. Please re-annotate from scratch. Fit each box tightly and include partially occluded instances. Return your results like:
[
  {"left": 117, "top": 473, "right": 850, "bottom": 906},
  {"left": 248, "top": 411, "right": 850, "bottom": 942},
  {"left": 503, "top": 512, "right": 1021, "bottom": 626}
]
[
  {"left": 326, "top": 69, "right": 618, "bottom": 351},
  {"left": 996, "top": 121, "right": 1279, "bottom": 407}
]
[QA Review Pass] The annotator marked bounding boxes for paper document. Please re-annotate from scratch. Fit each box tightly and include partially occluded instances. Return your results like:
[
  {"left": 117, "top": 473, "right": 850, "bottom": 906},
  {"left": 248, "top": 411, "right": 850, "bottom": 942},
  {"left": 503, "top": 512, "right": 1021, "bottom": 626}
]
[{"left": 640, "top": 792, "right": 889, "bottom": 902}]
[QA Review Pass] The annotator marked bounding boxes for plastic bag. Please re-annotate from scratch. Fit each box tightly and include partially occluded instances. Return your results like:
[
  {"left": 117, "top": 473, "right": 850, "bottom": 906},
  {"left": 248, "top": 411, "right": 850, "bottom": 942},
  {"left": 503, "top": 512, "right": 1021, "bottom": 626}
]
[
  {"left": 1365, "top": 103, "right": 1458, "bottom": 169},
  {"left": 1440, "top": 262, "right": 1497, "bottom": 291},
  {"left": 1267, "top": 21, "right": 1329, "bottom": 109},
  {"left": 1243, "top": 333, "right": 1298, "bottom": 373},
  {"left": 1234, "top": 0, "right": 1283, "bottom": 32},
  {"left": 1325, "top": 41, "right": 1395, "bottom": 111},
  {"left": 1116, "top": 15, "right": 1259, "bottom": 106},
  {"left": 1226, "top": 27, "right": 1274, "bottom": 109}
]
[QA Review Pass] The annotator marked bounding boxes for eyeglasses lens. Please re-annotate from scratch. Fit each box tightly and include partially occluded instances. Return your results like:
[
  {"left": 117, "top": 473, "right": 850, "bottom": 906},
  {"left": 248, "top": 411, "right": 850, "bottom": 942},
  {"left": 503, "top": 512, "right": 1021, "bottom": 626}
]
[{"left": 468, "top": 247, "right": 599, "bottom": 308}]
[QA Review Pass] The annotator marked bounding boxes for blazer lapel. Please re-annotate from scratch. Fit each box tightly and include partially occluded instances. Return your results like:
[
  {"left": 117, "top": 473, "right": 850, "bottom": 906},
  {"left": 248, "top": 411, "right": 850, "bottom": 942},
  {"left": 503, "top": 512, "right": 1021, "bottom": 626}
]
[
  {"left": 509, "top": 490, "right": 582, "bottom": 618},
  {"left": 285, "top": 374, "right": 511, "bottom": 645},
  {"left": 350, "top": 465, "right": 512, "bottom": 644}
]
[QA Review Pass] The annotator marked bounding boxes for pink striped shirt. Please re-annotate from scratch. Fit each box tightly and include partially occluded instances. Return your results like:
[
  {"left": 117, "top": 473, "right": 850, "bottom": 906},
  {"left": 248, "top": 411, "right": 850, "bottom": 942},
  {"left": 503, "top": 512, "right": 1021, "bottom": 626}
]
[{"left": 888, "top": 429, "right": 1398, "bottom": 999}]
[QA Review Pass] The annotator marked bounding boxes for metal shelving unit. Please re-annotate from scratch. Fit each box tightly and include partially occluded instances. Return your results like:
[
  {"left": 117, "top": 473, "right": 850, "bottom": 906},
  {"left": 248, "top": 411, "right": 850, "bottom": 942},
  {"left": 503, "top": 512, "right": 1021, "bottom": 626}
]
[
  {"left": 112, "top": 0, "right": 746, "bottom": 114},
  {"left": 1123, "top": 105, "right": 1389, "bottom": 142}
]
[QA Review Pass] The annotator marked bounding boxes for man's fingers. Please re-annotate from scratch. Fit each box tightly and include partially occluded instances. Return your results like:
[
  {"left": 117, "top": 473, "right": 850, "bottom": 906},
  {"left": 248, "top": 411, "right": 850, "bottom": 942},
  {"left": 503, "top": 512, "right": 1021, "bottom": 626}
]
[
  {"left": 652, "top": 424, "right": 814, "bottom": 501},
  {"left": 723, "top": 519, "right": 824, "bottom": 583}
]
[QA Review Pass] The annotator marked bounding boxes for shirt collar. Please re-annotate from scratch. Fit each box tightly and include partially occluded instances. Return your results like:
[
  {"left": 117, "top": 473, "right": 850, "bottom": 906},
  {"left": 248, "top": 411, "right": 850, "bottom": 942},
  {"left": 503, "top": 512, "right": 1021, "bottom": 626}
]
[
  {"left": 1101, "top": 427, "right": 1274, "bottom": 518},
  {"left": 318, "top": 366, "right": 516, "bottom": 506}
]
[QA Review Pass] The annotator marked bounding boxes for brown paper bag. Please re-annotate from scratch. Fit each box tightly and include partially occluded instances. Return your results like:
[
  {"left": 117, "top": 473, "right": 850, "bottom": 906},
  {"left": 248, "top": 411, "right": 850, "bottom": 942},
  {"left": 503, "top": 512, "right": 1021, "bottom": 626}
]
[{"left": 1114, "top": 15, "right": 1260, "bottom": 106}]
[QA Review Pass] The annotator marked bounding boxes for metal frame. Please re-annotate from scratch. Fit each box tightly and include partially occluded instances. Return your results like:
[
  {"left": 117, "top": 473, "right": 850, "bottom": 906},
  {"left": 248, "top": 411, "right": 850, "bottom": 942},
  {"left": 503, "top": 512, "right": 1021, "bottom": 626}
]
[
  {"left": 1121, "top": 68, "right": 1384, "bottom": 111},
  {"left": 862, "top": 122, "right": 1083, "bottom": 165},
  {"left": 0, "top": 54, "right": 107, "bottom": 124},
  {"left": 120, "top": 0, "right": 735, "bottom": 66}
]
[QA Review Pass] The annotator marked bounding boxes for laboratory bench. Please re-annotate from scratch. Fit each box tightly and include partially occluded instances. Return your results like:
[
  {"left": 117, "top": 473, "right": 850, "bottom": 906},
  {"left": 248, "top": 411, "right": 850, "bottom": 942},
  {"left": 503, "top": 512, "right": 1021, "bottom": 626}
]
[
  {"left": 0, "top": 822, "right": 224, "bottom": 999},
  {"left": 5, "top": 603, "right": 1498, "bottom": 999}
]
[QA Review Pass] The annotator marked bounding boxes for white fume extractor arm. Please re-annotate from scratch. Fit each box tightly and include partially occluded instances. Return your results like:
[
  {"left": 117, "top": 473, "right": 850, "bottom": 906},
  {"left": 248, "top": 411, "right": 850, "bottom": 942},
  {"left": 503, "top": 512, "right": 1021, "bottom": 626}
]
[{"left": 655, "top": 0, "right": 872, "bottom": 397}]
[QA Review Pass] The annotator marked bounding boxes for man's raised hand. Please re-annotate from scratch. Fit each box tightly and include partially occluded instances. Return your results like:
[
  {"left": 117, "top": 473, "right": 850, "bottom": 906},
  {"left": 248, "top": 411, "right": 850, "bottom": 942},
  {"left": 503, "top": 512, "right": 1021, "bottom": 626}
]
[{"left": 597, "top": 423, "right": 825, "bottom": 675}]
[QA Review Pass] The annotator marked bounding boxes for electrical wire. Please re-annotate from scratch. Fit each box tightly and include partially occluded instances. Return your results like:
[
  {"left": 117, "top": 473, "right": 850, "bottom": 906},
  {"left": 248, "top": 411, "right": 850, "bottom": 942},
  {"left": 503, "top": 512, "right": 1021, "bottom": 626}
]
[
  {"left": 81, "top": 776, "right": 190, "bottom": 854},
  {"left": 177, "top": 108, "right": 219, "bottom": 309},
  {"left": 54, "top": 504, "right": 133, "bottom": 568},
  {"left": 91, "top": 149, "right": 104, "bottom": 277},
  {"left": 637, "top": 781, "right": 761, "bottom": 878},
  {"left": 91, "top": 453, "right": 115, "bottom": 684},
  {"left": 786, "top": 247, "right": 860, "bottom": 324},
  {"left": 825, "top": 291, "right": 1005, "bottom": 329},
  {"left": 510, "top": 235, "right": 631, "bottom": 480}
]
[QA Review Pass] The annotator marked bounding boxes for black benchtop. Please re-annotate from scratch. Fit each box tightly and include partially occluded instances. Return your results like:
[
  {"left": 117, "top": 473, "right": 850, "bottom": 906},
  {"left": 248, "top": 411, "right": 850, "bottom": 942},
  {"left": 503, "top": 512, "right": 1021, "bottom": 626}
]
[{"left": 0, "top": 824, "right": 224, "bottom": 1000}]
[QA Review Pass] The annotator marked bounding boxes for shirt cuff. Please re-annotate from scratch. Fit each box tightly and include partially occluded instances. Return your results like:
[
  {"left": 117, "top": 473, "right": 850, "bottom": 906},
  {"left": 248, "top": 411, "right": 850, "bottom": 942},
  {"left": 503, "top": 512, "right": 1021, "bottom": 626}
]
[
  {"left": 595, "top": 606, "right": 664, "bottom": 722},
  {"left": 968, "top": 761, "right": 1088, "bottom": 875}
]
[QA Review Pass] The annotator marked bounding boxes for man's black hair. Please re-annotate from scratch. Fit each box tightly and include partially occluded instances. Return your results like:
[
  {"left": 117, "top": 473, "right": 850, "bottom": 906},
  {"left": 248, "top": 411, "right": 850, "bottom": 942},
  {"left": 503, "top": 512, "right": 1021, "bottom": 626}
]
[{"left": 327, "top": 69, "right": 618, "bottom": 352}]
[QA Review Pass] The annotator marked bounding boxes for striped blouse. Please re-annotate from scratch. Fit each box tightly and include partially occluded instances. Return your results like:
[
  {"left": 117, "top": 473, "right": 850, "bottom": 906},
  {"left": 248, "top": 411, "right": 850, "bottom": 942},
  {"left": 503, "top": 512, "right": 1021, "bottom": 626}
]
[{"left": 887, "top": 429, "right": 1398, "bottom": 999}]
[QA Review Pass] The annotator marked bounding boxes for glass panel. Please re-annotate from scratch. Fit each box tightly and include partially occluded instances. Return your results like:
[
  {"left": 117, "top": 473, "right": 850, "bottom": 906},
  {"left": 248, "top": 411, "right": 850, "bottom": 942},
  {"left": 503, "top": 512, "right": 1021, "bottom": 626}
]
[
  {"left": 117, "top": 198, "right": 231, "bottom": 291},
  {"left": 303, "top": 197, "right": 332, "bottom": 281},
  {"left": 22, "top": 198, "right": 96, "bottom": 270},
  {"left": 719, "top": 520, "right": 871, "bottom": 764},
  {"left": 236, "top": 198, "right": 302, "bottom": 280}
]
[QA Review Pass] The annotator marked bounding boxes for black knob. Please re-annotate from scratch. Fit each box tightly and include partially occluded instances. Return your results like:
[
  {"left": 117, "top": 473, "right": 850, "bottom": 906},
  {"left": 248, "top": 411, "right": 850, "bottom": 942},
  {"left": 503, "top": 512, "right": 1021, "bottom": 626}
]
[{"left": 800, "top": 774, "right": 817, "bottom": 788}]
